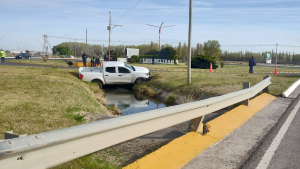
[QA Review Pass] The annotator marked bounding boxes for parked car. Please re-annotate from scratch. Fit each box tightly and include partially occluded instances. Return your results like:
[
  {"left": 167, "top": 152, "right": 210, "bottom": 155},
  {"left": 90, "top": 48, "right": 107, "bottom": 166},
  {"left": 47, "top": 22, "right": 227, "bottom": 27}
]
[
  {"left": 79, "top": 62, "right": 150, "bottom": 88},
  {"left": 64, "top": 55, "right": 74, "bottom": 59},
  {"left": 15, "top": 53, "right": 31, "bottom": 59}
]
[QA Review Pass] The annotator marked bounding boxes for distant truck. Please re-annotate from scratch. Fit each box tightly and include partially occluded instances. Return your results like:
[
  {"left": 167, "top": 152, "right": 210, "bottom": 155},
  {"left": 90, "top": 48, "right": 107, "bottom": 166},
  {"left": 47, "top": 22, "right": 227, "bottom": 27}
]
[{"left": 79, "top": 62, "right": 150, "bottom": 88}]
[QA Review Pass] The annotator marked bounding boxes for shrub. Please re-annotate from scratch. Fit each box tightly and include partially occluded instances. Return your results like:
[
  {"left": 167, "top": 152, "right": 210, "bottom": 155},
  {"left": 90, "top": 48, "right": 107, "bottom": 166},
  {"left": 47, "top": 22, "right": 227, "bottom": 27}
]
[
  {"left": 191, "top": 55, "right": 218, "bottom": 69},
  {"left": 174, "top": 55, "right": 178, "bottom": 64},
  {"left": 166, "top": 94, "right": 176, "bottom": 103},
  {"left": 219, "top": 59, "right": 226, "bottom": 68},
  {"left": 127, "top": 58, "right": 136, "bottom": 63},
  {"left": 74, "top": 114, "right": 85, "bottom": 122},
  {"left": 131, "top": 55, "right": 140, "bottom": 62}
]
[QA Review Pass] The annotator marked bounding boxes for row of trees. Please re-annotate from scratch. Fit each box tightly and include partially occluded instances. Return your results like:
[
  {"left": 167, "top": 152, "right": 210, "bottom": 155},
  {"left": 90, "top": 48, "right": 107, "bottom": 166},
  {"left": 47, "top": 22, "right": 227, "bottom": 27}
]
[
  {"left": 53, "top": 40, "right": 221, "bottom": 60},
  {"left": 220, "top": 50, "right": 300, "bottom": 63},
  {"left": 54, "top": 40, "right": 300, "bottom": 64}
]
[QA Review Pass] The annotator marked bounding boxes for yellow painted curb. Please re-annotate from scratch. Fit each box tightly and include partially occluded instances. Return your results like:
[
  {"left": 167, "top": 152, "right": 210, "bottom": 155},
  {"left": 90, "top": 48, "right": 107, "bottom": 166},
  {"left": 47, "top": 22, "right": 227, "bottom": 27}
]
[{"left": 123, "top": 93, "right": 276, "bottom": 169}]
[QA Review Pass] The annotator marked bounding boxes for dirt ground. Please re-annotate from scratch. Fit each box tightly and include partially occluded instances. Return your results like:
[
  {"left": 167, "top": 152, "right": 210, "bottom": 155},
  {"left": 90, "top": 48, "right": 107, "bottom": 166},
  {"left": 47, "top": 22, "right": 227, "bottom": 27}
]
[{"left": 79, "top": 103, "right": 234, "bottom": 167}]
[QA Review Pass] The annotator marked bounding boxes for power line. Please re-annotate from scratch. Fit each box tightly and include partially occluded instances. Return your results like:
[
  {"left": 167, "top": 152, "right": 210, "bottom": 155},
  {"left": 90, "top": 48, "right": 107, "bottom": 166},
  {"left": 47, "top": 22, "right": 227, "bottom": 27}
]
[{"left": 113, "top": 0, "right": 142, "bottom": 24}]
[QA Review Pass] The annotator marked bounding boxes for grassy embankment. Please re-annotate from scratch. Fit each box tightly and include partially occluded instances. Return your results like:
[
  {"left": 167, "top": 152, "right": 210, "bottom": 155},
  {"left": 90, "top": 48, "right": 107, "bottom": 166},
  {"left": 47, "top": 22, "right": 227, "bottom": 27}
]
[
  {"left": 0, "top": 65, "right": 121, "bottom": 169},
  {"left": 130, "top": 63, "right": 300, "bottom": 102},
  {"left": 6, "top": 59, "right": 71, "bottom": 67}
]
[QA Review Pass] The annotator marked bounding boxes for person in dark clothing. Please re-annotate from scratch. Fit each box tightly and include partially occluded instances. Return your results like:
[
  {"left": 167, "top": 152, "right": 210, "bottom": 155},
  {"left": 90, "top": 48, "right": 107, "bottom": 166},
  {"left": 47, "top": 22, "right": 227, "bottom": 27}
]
[
  {"left": 249, "top": 56, "right": 256, "bottom": 73},
  {"left": 91, "top": 54, "right": 95, "bottom": 67},
  {"left": 82, "top": 52, "right": 87, "bottom": 67},
  {"left": 95, "top": 56, "right": 100, "bottom": 67}
]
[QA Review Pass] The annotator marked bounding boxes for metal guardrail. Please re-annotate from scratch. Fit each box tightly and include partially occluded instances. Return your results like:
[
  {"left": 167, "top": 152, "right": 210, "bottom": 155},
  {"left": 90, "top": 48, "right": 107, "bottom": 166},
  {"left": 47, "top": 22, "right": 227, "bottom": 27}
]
[{"left": 0, "top": 77, "right": 271, "bottom": 169}]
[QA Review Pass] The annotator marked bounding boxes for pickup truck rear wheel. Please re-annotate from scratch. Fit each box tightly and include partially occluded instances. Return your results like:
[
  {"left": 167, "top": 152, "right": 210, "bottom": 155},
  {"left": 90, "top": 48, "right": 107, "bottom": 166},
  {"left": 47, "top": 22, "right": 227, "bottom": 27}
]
[
  {"left": 134, "top": 78, "right": 146, "bottom": 85},
  {"left": 92, "top": 80, "right": 104, "bottom": 89}
]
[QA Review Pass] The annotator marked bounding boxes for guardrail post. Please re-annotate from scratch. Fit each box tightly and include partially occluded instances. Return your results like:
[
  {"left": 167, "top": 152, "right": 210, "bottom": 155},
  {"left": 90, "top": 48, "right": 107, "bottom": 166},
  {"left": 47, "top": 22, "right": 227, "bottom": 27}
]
[
  {"left": 263, "top": 76, "right": 269, "bottom": 93},
  {"left": 188, "top": 115, "right": 205, "bottom": 133},
  {"left": 4, "top": 131, "right": 27, "bottom": 139},
  {"left": 243, "top": 82, "right": 250, "bottom": 106}
]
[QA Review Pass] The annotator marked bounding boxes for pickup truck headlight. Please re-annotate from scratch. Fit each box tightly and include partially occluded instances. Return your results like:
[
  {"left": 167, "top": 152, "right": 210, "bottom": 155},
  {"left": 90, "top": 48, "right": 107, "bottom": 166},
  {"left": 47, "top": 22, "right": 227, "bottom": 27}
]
[{"left": 145, "top": 72, "right": 150, "bottom": 76}]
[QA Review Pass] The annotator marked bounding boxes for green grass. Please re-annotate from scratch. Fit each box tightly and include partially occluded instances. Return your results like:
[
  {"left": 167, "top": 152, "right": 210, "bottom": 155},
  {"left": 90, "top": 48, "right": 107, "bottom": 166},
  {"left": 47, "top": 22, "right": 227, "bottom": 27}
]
[
  {"left": 53, "top": 153, "right": 121, "bottom": 169},
  {"left": 6, "top": 59, "right": 70, "bottom": 67},
  {"left": 140, "top": 71, "right": 300, "bottom": 97}
]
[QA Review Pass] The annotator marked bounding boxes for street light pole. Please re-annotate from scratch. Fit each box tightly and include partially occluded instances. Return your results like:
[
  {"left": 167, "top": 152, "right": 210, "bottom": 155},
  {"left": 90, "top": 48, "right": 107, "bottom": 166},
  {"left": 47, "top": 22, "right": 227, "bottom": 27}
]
[
  {"left": 109, "top": 11, "right": 111, "bottom": 61},
  {"left": 107, "top": 11, "right": 122, "bottom": 61},
  {"left": 146, "top": 23, "right": 174, "bottom": 53},
  {"left": 187, "top": 0, "right": 193, "bottom": 84}
]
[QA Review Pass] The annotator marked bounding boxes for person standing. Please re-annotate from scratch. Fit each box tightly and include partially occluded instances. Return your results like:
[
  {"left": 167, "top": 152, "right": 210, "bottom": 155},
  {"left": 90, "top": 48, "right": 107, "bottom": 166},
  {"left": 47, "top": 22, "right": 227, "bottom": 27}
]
[
  {"left": 95, "top": 56, "right": 100, "bottom": 67},
  {"left": 249, "top": 56, "right": 256, "bottom": 73},
  {"left": 0, "top": 49, "right": 6, "bottom": 62},
  {"left": 90, "top": 54, "right": 95, "bottom": 67},
  {"left": 82, "top": 52, "right": 87, "bottom": 67}
]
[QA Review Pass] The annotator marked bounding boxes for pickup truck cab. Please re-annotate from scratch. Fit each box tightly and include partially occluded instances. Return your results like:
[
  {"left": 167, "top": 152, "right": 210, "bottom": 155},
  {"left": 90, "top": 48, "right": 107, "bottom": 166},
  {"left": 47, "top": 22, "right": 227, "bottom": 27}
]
[{"left": 79, "top": 62, "right": 150, "bottom": 88}]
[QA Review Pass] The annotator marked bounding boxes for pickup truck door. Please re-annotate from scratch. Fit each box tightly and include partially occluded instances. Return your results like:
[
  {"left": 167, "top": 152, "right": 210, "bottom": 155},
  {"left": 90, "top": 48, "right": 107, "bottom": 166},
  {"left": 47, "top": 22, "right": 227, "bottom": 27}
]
[
  {"left": 104, "top": 67, "right": 118, "bottom": 84},
  {"left": 118, "top": 67, "right": 133, "bottom": 83}
]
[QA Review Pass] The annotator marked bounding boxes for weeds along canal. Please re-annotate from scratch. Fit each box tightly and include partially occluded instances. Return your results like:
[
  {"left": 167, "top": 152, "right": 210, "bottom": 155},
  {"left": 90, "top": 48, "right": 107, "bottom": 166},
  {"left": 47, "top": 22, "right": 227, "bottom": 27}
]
[{"left": 103, "top": 85, "right": 173, "bottom": 116}]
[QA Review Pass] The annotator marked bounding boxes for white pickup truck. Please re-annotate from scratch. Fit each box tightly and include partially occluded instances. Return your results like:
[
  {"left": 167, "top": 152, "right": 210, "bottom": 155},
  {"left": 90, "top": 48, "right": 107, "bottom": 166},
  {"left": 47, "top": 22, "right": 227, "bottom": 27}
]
[{"left": 79, "top": 62, "right": 150, "bottom": 88}]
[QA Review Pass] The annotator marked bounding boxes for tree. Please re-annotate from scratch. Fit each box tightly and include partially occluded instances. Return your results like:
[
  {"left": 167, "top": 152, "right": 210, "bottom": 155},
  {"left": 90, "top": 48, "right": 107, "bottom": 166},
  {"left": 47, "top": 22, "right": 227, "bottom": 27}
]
[
  {"left": 56, "top": 45, "right": 73, "bottom": 55},
  {"left": 159, "top": 47, "right": 177, "bottom": 60},
  {"left": 191, "top": 55, "right": 218, "bottom": 69},
  {"left": 106, "top": 50, "right": 119, "bottom": 61},
  {"left": 177, "top": 42, "right": 182, "bottom": 60},
  {"left": 203, "top": 40, "right": 221, "bottom": 58}
]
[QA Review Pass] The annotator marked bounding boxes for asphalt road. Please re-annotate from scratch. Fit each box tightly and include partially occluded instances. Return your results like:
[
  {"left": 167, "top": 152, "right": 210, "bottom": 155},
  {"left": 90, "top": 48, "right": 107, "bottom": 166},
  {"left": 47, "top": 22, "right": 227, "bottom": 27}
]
[{"left": 242, "top": 90, "right": 300, "bottom": 169}]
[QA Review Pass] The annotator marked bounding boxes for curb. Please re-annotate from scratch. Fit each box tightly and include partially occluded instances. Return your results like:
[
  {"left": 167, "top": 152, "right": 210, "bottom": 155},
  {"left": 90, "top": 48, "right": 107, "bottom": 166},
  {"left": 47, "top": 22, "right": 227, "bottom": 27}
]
[
  {"left": 123, "top": 93, "right": 276, "bottom": 169},
  {"left": 282, "top": 78, "right": 300, "bottom": 97}
]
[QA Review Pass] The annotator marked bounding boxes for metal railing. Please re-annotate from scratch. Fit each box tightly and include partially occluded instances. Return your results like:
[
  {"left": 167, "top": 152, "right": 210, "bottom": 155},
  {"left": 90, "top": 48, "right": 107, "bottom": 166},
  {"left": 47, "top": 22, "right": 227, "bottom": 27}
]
[{"left": 0, "top": 76, "right": 271, "bottom": 169}]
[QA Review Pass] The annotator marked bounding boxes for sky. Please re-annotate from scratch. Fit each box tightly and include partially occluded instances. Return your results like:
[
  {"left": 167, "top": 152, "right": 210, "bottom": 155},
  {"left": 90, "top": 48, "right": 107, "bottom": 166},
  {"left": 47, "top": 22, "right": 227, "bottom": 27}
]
[{"left": 0, "top": 0, "right": 300, "bottom": 53}]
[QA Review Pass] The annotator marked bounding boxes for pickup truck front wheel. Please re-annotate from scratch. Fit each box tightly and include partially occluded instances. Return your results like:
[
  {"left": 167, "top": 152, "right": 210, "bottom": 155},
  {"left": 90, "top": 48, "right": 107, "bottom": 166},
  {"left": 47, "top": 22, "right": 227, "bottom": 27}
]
[{"left": 134, "top": 78, "right": 146, "bottom": 85}]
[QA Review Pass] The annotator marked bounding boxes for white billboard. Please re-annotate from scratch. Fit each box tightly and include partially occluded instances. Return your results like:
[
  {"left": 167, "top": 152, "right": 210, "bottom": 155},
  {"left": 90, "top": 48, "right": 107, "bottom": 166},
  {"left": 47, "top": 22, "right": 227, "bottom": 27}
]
[
  {"left": 126, "top": 48, "right": 139, "bottom": 58},
  {"left": 266, "top": 53, "right": 272, "bottom": 64}
]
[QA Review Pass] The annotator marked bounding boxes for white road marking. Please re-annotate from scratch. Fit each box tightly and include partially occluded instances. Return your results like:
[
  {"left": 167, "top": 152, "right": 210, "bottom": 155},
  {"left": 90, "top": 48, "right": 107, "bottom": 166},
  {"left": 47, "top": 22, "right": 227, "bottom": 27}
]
[{"left": 256, "top": 99, "right": 300, "bottom": 169}]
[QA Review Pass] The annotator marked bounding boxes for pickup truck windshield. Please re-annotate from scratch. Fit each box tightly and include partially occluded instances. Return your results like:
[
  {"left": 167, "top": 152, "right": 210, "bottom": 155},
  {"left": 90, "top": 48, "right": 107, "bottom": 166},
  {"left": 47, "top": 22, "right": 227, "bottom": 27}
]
[{"left": 124, "top": 63, "right": 135, "bottom": 71}]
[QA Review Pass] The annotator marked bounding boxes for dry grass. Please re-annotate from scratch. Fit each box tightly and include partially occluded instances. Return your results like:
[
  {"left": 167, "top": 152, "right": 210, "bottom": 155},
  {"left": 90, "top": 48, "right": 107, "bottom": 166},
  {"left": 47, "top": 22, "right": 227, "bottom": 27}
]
[
  {"left": 130, "top": 62, "right": 300, "bottom": 73},
  {"left": 6, "top": 59, "right": 70, "bottom": 67},
  {"left": 0, "top": 65, "right": 121, "bottom": 168},
  {"left": 140, "top": 71, "right": 300, "bottom": 97},
  {"left": 0, "top": 65, "right": 108, "bottom": 139}
]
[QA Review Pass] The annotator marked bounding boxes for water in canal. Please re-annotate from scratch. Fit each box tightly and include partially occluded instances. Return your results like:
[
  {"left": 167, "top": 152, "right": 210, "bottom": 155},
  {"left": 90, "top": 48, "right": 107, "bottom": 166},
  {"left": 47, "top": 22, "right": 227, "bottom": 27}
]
[{"left": 104, "top": 86, "right": 170, "bottom": 116}]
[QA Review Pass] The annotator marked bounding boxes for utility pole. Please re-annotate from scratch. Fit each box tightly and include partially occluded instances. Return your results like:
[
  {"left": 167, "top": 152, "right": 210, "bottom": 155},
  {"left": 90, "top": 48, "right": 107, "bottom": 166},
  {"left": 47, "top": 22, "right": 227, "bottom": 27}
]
[
  {"left": 146, "top": 22, "right": 174, "bottom": 53},
  {"left": 75, "top": 39, "right": 77, "bottom": 58},
  {"left": 107, "top": 11, "right": 122, "bottom": 61},
  {"left": 43, "top": 35, "right": 48, "bottom": 58},
  {"left": 86, "top": 29, "right": 87, "bottom": 54},
  {"left": 275, "top": 44, "right": 278, "bottom": 65},
  {"left": 187, "top": 0, "right": 193, "bottom": 84}
]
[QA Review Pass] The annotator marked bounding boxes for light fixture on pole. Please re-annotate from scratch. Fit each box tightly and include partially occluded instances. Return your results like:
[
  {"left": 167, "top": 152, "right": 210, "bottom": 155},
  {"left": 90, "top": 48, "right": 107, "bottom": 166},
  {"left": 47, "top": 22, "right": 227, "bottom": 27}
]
[
  {"left": 64, "top": 35, "right": 72, "bottom": 55},
  {"left": 107, "top": 11, "right": 122, "bottom": 61},
  {"left": 146, "top": 22, "right": 174, "bottom": 53},
  {"left": 0, "top": 35, "right": 5, "bottom": 42}
]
